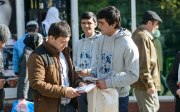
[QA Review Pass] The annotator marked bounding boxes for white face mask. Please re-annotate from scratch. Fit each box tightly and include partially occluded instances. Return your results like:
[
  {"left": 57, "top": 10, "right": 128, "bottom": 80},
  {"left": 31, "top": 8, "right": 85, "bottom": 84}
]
[
  {"left": 0, "top": 0, "right": 12, "bottom": 25},
  {"left": 151, "top": 30, "right": 161, "bottom": 38}
]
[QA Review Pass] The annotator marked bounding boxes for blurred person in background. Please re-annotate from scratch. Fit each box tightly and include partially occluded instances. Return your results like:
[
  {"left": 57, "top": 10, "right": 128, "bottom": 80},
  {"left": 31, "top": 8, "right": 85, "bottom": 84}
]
[
  {"left": 41, "top": 7, "right": 61, "bottom": 38},
  {"left": 13, "top": 21, "right": 43, "bottom": 76},
  {"left": 16, "top": 32, "right": 43, "bottom": 110},
  {"left": 0, "top": 24, "right": 16, "bottom": 112},
  {"left": 167, "top": 51, "right": 180, "bottom": 112}
]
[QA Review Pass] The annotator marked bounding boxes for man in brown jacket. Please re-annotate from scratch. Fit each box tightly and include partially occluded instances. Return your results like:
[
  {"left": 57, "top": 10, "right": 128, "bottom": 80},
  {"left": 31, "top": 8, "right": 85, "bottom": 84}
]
[
  {"left": 28, "top": 21, "right": 80, "bottom": 112},
  {"left": 131, "top": 11, "right": 162, "bottom": 112}
]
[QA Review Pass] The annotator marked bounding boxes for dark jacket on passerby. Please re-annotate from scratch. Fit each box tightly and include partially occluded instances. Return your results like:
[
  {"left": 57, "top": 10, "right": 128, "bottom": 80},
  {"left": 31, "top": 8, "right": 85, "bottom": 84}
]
[
  {"left": 28, "top": 41, "right": 77, "bottom": 112},
  {"left": 17, "top": 33, "right": 43, "bottom": 100},
  {"left": 131, "top": 25, "right": 161, "bottom": 91},
  {"left": 167, "top": 51, "right": 180, "bottom": 112}
]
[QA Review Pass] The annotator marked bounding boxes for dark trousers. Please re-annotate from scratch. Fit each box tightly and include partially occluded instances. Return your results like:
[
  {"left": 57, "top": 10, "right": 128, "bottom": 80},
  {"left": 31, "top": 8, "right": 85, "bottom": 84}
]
[
  {"left": 0, "top": 89, "right": 4, "bottom": 112},
  {"left": 119, "top": 95, "right": 129, "bottom": 112},
  {"left": 60, "top": 101, "right": 76, "bottom": 112},
  {"left": 77, "top": 93, "right": 87, "bottom": 112},
  {"left": 176, "top": 97, "right": 180, "bottom": 112}
]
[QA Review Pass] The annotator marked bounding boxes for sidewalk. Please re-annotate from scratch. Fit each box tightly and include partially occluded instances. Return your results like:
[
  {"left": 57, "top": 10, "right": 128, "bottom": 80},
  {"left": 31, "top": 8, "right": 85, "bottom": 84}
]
[{"left": 5, "top": 97, "right": 175, "bottom": 112}]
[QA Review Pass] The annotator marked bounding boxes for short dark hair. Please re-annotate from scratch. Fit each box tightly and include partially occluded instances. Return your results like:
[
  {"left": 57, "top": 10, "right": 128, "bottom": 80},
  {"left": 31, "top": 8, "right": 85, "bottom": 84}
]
[
  {"left": 141, "top": 19, "right": 157, "bottom": 25},
  {"left": 26, "top": 25, "right": 38, "bottom": 32},
  {"left": 97, "top": 6, "right": 121, "bottom": 29},
  {"left": 81, "top": 12, "right": 97, "bottom": 23},
  {"left": 48, "top": 21, "right": 71, "bottom": 39}
]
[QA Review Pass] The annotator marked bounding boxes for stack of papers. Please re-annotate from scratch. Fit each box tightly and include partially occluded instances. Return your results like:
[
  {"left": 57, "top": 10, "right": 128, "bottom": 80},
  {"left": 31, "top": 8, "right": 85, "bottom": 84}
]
[
  {"left": 83, "top": 76, "right": 98, "bottom": 83},
  {"left": 75, "top": 83, "right": 96, "bottom": 93}
]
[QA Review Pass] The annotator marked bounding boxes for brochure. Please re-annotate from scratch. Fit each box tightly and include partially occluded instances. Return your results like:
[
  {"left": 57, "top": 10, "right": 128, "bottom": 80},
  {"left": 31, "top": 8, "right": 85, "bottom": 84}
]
[
  {"left": 0, "top": 76, "right": 18, "bottom": 88},
  {"left": 75, "top": 67, "right": 83, "bottom": 72},
  {"left": 75, "top": 83, "right": 96, "bottom": 93},
  {"left": 83, "top": 76, "right": 98, "bottom": 83}
]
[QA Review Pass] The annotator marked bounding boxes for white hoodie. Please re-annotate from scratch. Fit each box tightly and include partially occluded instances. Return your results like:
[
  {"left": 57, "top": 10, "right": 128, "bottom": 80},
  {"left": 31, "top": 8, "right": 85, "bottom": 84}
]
[
  {"left": 73, "top": 31, "right": 101, "bottom": 71},
  {"left": 91, "top": 28, "right": 139, "bottom": 97},
  {"left": 42, "top": 7, "right": 61, "bottom": 34}
]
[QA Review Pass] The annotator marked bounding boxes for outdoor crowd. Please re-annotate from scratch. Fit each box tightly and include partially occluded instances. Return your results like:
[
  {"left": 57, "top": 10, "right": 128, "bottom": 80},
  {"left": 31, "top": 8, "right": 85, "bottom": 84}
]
[{"left": 0, "top": 5, "right": 180, "bottom": 112}]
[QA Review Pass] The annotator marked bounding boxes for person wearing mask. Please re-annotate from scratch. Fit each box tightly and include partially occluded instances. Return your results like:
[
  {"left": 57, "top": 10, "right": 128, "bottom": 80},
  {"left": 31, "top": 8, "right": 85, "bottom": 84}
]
[
  {"left": 41, "top": 7, "right": 61, "bottom": 37},
  {"left": 73, "top": 12, "right": 101, "bottom": 112},
  {"left": 89, "top": 6, "right": 139, "bottom": 112},
  {"left": 17, "top": 32, "right": 43, "bottom": 106},
  {"left": 152, "top": 30, "right": 168, "bottom": 95},
  {"left": 131, "top": 11, "right": 162, "bottom": 112},
  {"left": 28, "top": 21, "right": 80, "bottom": 112}
]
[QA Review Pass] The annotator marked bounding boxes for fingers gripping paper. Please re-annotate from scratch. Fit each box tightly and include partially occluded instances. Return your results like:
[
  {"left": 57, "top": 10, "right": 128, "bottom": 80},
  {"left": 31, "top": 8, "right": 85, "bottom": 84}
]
[{"left": 87, "top": 87, "right": 119, "bottom": 112}]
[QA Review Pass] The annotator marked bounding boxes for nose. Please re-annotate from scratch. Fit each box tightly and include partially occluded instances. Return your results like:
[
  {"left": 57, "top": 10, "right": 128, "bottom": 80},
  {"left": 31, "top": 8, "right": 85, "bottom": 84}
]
[
  {"left": 156, "top": 25, "right": 159, "bottom": 30},
  {"left": 84, "top": 23, "right": 89, "bottom": 28},
  {"left": 64, "top": 42, "right": 68, "bottom": 48},
  {"left": 2, "top": 43, "right": 5, "bottom": 48}
]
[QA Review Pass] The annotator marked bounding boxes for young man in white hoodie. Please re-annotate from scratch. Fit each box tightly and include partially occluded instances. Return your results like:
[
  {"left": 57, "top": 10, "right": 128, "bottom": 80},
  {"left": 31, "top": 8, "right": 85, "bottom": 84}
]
[
  {"left": 73, "top": 12, "right": 101, "bottom": 112},
  {"left": 90, "top": 6, "right": 139, "bottom": 112}
]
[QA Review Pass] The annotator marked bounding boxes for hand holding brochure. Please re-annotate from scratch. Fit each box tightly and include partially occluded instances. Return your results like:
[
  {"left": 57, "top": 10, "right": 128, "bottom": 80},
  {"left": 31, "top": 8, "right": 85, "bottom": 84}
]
[
  {"left": 75, "top": 83, "right": 96, "bottom": 93},
  {"left": 0, "top": 76, "right": 18, "bottom": 88},
  {"left": 83, "top": 76, "right": 98, "bottom": 83},
  {"left": 75, "top": 67, "right": 83, "bottom": 72}
]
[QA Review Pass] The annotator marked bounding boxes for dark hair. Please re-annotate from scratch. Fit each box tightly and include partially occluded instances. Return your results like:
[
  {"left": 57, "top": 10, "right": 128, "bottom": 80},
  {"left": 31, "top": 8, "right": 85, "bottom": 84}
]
[
  {"left": 48, "top": 21, "right": 71, "bottom": 39},
  {"left": 141, "top": 19, "right": 156, "bottom": 25},
  {"left": 81, "top": 12, "right": 97, "bottom": 23},
  {"left": 26, "top": 25, "right": 38, "bottom": 32},
  {"left": 23, "top": 32, "right": 42, "bottom": 50},
  {"left": 97, "top": 6, "right": 121, "bottom": 29}
]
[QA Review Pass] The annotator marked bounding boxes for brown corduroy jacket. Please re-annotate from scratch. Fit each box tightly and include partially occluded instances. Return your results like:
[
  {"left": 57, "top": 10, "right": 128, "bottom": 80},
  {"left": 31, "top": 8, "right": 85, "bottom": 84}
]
[
  {"left": 28, "top": 41, "right": 77, "bottom": 112},
  {"left": 131, "top": 25, "right": 161, "bottom": 91}
]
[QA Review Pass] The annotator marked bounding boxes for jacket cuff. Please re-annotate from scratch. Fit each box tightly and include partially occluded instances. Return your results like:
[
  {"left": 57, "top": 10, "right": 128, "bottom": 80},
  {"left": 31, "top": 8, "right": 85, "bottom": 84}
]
[{"left": 145, "top": 82, "right": 154, "bottom": 88}]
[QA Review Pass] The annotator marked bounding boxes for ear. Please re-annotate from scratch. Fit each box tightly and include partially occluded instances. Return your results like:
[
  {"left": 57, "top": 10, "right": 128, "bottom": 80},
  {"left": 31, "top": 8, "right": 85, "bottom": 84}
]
[
  {"left": 95, "top": 22, "right": 98, "bottom": 27},
  {"left": 49, "top": 35, "right": 54, "bottom": 40},
  {"left": 148, "top": 21, "right": 152, "bottom": 25},
  {"left": 111, "top": 23, "right": 116, "bottom": 28}
]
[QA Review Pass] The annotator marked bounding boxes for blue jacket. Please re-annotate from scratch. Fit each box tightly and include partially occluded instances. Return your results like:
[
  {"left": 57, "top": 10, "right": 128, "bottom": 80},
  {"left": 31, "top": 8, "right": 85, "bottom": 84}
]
[{"left": 13, "top": 34, "right": 27, "bottom": 73}]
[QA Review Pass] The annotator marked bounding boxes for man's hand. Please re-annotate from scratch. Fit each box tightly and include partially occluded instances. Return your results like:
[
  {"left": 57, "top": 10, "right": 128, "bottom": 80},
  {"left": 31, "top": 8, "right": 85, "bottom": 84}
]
[
  {"left": 176, "top": 89, "right": 180, "bottom": 98},
  {"left": 79, "top": 82, "right": 87, "bottom": 87},
  {"left": 0, "top": 79, "right": 5, "bottom": 89},
  {"left": 147, "top": 86, "right": 156, "bottom": 95},
  {"left": 65, "top": 87, "right": 80, "bottom": 98},
  {"left": 76, "top": 69, "right": 89, "bottom": 77},
  {"left": 96, "top": 80, "right": 107, "bottom": 89},
  {"left": 8, "top": 79, "right": 17, "bottom": 87}
]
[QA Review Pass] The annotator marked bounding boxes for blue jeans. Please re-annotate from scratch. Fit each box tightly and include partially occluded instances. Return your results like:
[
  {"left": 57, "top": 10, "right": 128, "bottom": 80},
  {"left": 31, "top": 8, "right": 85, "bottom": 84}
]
[
  {"left": 77, "top": 93, "right": 87, "bottom": 112},
  {"left": 0, "top": 89, "right": 4, "bottom": 112},
  {"left": 119, "top": 96, "right": 129, "bottom": 112}
]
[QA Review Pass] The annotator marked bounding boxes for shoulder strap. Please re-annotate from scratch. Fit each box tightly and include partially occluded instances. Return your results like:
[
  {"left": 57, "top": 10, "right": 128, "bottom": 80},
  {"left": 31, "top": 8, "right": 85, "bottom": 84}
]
[{"left": 41, "top": 23, "right": 47, "bottom": 37}]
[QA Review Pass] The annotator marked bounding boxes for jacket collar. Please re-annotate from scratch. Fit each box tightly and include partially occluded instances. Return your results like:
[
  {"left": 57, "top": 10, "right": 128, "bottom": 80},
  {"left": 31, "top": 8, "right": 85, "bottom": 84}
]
[
  {"left": 43, "top": 41, "right": 60, "bottom": 56},
  {"left": 138, "top": 25, "right": 154, "bottom": 40},
  {"left": 81, "top": 30, "right": 101, "bottom": 39}
]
